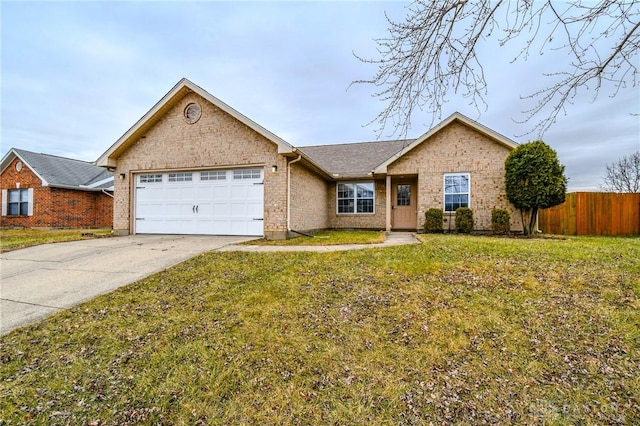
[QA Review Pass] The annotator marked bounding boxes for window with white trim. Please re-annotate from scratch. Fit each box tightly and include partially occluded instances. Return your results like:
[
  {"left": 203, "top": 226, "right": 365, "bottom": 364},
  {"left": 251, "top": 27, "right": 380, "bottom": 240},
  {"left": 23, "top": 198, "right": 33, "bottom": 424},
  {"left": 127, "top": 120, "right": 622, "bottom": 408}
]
[
  {"left": 168, "top": 172, "right": 193, "bottom": 182},
  {"left": 337, "top": 182, "right": 374, "bottom": 214},
  {"left": 444, "top": 173, "right": 470, "bottom": 212},
  {"left": 8, "top": 189, "right": 30, "bottom": 216},
  {"left": 139, "top": 174, "right": 162, "bottom": 183},
  {"left": 233, "top": 169, "right": 261, "bottom": 180},
  {"left": 201, "top": 171, "right": 226, "bottom": 181}
]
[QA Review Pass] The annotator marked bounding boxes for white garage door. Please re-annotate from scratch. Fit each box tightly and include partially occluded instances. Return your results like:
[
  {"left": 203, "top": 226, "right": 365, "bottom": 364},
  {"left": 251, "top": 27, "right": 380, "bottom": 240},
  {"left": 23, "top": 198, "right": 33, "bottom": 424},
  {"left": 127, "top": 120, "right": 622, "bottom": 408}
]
[{"left": 134, "top": 169, "right": 264, "bottom": 236}]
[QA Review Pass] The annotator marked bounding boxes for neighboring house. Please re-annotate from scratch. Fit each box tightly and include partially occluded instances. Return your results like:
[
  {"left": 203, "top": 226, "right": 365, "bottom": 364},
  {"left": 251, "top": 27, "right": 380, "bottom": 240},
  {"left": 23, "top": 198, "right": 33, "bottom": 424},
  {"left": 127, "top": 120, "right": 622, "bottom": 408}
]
[
  {"left": 0, "top": 148, "right": 114, "bottom": 229},
  {"left": 97, "top": 78, "right": 521, "bottom": 239}
]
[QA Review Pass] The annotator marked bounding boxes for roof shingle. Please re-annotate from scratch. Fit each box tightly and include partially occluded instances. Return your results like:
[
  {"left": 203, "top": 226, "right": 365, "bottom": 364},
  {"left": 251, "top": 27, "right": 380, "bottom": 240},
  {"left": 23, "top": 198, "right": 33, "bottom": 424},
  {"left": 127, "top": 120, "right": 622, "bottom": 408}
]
[
  {"left": 9, "top": 149, "right": 113, "bottom": 190},
  {"left": 299, "top": 139, "right": 411, "bottom": 177}
]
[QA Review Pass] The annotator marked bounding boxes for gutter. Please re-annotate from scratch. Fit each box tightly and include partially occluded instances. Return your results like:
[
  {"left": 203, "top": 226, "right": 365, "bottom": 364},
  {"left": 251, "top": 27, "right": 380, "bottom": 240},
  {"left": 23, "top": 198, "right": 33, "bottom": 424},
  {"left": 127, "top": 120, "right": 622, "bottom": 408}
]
[
  {"left": 49, "top": 184, "right": 114, "bottom": 192},
  {"left": 287, "top": 154, "right": 302, "bottom": 232}
]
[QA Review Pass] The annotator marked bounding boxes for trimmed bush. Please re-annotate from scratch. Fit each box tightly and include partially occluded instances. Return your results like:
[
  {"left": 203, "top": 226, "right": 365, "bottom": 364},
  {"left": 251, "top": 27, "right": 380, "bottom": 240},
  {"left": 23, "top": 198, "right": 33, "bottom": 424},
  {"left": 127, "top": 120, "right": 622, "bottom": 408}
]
[
  {"left": 491, "top": 208, "right": 511, "bottom": 235},
  {"left": 424, "top": 208, "right": 444, "bottom": 233},
  {"left": 455, "top": 207, "right": 474, "bottom": 234}
]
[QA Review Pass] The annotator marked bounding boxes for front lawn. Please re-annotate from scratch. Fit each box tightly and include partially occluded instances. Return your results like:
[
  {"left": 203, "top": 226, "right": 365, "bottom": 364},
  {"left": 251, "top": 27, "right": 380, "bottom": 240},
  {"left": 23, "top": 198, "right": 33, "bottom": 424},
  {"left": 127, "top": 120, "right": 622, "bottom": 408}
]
[
  {"left": 245, "top": 229, "right": 386, "bottom": 245},
  {"left": 1, "top": 235, "right": 638, "bottom": 424},
  {"left": 0, "top": 228, "right": 112, "bottom": 253}
]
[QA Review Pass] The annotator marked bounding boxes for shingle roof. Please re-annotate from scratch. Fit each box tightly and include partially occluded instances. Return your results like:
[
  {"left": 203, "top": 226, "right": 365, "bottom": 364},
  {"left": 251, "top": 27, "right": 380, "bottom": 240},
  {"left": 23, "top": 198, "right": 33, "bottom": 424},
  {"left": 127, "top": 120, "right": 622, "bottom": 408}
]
[
  {"left": 7, "top": 148, "right": 113, "bottom": 190},
  {"left": 299, "top": 139, "right": 411, "bottom": 178}
]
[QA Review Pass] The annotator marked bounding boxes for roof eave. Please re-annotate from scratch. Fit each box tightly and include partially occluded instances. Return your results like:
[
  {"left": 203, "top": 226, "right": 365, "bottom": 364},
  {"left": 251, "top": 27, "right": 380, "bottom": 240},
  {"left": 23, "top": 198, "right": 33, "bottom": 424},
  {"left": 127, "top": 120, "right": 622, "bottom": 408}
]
[
  {"left": 0, "top": 148, "right": 48, "bottom": 185},
  {"left": 373, "top": 112, "right": 518, "bottom": 174},
  {"left": 290, "top": 148, "right": 335, "bottom": 180},
  {"left": 50, "top": 183, "right": 113, "bottom": 192}
]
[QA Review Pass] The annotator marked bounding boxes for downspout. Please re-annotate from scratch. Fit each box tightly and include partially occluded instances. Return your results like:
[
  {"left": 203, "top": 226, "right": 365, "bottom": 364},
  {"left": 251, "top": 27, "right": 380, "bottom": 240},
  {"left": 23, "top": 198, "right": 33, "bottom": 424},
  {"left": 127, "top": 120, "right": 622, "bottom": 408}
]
[{"left": 287, "top": 154, "right": 302, "bottom": 233}]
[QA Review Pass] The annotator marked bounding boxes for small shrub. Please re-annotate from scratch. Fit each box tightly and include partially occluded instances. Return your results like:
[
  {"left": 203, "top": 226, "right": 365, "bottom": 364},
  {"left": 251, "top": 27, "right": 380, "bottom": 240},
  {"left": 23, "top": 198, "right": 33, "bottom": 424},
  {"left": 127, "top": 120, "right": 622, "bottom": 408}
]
[
  {"left": 491, "top": 208, "right": 511, "bottom": 235},
  {"left": 455, "top": 207, "right": 474, "bottom": 234},
  {"left": 424, "top": 208, "right": 444, "bottom": 233}
]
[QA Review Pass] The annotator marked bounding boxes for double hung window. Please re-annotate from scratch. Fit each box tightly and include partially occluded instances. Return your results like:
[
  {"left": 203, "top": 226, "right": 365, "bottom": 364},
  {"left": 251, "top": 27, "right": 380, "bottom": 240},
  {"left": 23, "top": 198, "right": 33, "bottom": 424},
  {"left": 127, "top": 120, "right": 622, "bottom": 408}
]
[
  {"left": 3, "top": 188, "right": 32, "bottom": 216},
  {"left": 337, "top": 182, "right": 374, "bottom": 214},
  {"left": 444, "top": 173, "right": 470, "bottom": 212}
]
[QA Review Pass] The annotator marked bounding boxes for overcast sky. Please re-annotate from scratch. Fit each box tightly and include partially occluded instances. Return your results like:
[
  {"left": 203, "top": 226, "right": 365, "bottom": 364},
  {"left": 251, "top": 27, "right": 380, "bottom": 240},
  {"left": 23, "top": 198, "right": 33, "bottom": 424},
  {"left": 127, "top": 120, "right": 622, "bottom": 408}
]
[{"left": 2, "top": 1, "right": 638, "bottom": 190}]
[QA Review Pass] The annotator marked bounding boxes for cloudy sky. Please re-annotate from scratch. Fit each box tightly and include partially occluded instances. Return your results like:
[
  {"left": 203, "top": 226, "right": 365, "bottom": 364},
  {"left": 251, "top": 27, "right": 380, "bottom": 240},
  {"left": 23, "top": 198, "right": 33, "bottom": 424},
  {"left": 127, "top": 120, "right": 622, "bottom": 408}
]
[{"left": 2, "top": 1, "right": 638, "bottom": 190}]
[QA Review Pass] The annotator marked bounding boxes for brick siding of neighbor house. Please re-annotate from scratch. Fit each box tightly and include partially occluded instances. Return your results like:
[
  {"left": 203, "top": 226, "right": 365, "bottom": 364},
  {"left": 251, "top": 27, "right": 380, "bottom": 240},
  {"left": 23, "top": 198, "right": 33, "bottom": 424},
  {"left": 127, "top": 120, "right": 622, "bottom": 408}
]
[
  {"left": 327, "top": 179, "right": 388, "bottom": 230},
  {"left": 1, "top": 158, "right": 113, "bottom": 228},
  {"left": 288, "top": 162, "right": 329, "bottom": 233},
  {"left": 387, "top": 121, "right": 522, "bottom": 232},
  {"left": 113, "top": 92, "right": 289, "bottom": 239}
]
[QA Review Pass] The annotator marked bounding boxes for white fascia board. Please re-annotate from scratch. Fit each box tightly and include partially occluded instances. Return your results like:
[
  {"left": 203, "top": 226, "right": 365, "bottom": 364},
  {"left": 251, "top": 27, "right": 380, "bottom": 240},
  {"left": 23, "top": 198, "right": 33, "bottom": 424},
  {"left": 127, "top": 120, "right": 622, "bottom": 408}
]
[
  {"left": 0, "top": 149, "right": 48, "bottom": 186},
  {"left": 86, "top": 176, "right": 115, "bottom": 188},
  {"left": 96, "top": 78, "right": 295, "bottom": 167},
  {"left": 374, "top": 112, "right": 518, "bottom": 174}
]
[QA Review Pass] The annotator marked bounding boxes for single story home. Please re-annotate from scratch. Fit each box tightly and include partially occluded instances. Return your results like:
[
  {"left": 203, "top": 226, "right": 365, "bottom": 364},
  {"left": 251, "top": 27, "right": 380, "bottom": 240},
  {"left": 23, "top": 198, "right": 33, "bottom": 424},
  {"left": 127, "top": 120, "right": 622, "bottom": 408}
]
[
  {"left": 1, "top": 148, "right": 114, "bottom": 229},
  {"left": 97, "top": 78, "right": 521, "bottom": 239}
]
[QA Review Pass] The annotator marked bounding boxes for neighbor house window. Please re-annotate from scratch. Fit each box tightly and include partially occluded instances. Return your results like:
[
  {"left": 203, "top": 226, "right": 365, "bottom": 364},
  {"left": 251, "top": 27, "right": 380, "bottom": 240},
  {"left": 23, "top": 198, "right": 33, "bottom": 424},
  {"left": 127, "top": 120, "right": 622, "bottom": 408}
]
[
  {"left": 444, "top": 173, "right": 470, "bottom": 212},
  {"left": 5, "top": 188, "right": 31, "bottom": 216},
  {"left": 337, "top": 182, "right": 374, "bottom": 214}
]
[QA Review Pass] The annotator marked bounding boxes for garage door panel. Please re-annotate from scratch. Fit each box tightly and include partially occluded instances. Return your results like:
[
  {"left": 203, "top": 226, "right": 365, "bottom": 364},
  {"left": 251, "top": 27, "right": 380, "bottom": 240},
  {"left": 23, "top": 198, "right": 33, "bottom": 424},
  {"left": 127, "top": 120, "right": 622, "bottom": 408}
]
[
  {"left": 135, "top": 169, "right": 263, "bottom": 236},
  {"left": 137, "top": 202, "right": 163, "bottom": 218},
  {"left": 213, "top": 186, "right": 231, "bottom": 199}
]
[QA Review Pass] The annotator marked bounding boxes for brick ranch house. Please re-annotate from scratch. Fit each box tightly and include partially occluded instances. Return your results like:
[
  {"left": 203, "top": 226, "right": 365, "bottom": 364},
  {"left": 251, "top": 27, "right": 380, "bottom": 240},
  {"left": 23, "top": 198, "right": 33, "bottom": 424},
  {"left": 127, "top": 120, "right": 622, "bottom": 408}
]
[
  {"left": 1, "top": 148, "right": 113, "bottom": 229},
  {"left": 97, "top": 78, "right": 522, "bottom": 239}
]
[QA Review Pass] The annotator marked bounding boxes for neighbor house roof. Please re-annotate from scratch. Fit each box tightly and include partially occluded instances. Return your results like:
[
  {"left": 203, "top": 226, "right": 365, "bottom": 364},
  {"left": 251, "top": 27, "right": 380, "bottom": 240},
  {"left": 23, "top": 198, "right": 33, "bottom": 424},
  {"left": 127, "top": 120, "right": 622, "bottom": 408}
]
[
  {"left": 298, "top": 139, "right": 410, "bottom": 178},
  {"left": 96, "top": 78, "right": 296, "bottom": 168},
  {"left": 1, "top": 148, "right": 114, "bottom": 191}
]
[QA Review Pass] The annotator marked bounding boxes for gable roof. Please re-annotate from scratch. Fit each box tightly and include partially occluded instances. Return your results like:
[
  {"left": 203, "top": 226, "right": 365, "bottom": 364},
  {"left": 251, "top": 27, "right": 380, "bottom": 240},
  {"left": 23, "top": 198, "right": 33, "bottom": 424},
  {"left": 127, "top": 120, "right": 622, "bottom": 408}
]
[
  {"left": 298, "top": 139, "right": 409, "bottom": 178},
  {"left": 373, "top": 112, "right": 518, "bottom": 174},
  {"left": 297, "top": 113, "right": 517, "bottom": 179},
  {"left": 96, "top": 78, "right": 295, "bottom": 167},
  {"left": 1, "top": 148, "right": 114, "bottom": 191}
]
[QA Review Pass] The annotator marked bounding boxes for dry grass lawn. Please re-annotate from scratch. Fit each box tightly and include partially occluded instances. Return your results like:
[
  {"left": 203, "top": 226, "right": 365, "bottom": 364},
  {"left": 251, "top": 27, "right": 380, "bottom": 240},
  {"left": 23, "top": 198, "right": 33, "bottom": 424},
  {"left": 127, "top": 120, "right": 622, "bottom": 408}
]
[
  {"left": 0, "top": 228, "right": 112, "bottom": 253},
  {"left": 1, "top": 234, "right": 638, "bottom": 424}
]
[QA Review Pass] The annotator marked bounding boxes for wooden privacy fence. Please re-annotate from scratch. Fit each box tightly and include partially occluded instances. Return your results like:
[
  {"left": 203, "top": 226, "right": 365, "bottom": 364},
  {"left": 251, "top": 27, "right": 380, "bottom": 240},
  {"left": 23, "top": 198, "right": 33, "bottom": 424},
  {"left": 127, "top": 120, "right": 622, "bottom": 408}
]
[{"left": 539, "top": 192, "right": 640, "bottom": 236}]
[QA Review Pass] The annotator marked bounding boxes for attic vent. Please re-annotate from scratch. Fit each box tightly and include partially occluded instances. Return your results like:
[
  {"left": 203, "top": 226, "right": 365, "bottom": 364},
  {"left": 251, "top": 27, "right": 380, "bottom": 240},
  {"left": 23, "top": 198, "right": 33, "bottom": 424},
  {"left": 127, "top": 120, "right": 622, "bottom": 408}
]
[{"left": 184, "top": 103, "right": 201, "bottom": 124}]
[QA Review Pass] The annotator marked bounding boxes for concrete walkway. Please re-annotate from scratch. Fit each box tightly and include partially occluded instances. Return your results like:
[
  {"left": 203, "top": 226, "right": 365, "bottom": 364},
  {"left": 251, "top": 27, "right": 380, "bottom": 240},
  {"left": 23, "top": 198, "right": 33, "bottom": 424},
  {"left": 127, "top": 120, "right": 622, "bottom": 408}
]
[{"left": 218, "top": 232, "right": 421, "bottom": 252}]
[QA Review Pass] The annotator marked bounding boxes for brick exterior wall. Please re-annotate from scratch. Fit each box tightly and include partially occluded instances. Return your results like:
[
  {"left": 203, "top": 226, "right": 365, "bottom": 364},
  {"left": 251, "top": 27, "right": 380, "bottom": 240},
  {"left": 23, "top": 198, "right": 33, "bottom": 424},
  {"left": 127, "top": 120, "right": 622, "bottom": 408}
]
[
  {"left": 112, "top": 92, "right": 289, "bottom": 238},
  {"left": 1, "top": 157, "right": 113, "bottom": 228},
  {"left": 387, "top": 121, "right": 522, "bottom": 231},
  {"left": 289, "top": 161, "right": 329, "bottom": 232},
  {"left": 327, "top": 179, "right": 387, "bottom": 229}
]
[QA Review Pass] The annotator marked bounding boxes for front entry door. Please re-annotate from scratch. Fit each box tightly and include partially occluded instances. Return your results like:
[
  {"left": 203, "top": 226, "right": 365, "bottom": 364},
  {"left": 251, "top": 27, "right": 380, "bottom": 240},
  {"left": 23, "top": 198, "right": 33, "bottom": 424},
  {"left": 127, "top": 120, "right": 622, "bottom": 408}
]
[{"left": 392, "top": 181, "right": 417, "bottom": 229}]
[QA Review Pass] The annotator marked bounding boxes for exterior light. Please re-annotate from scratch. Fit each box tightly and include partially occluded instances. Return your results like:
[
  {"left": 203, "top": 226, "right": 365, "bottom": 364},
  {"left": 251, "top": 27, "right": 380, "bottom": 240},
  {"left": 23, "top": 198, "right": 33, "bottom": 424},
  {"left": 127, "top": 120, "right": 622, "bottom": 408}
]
[{"left": 271, "top": 165, "right": 278, "bottom": 173}]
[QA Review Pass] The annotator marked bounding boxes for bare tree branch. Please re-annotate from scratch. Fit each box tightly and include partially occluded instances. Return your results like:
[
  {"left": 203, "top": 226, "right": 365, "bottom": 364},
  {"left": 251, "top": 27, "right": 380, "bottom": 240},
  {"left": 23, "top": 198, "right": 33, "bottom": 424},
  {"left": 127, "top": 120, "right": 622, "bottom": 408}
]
[
  {"left": 603, "top": 151, "right": 640, "bottom": 192},
  {"left": 353, "top": 0, "right": 639, "bottom": 138}
]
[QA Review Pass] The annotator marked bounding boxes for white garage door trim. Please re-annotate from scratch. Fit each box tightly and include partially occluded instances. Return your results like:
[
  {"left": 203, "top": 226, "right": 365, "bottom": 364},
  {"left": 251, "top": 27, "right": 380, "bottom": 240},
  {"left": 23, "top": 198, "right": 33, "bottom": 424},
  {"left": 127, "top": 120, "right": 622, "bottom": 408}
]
[{"left": 134, "top": 168, "right": 264, "bottom": 236}]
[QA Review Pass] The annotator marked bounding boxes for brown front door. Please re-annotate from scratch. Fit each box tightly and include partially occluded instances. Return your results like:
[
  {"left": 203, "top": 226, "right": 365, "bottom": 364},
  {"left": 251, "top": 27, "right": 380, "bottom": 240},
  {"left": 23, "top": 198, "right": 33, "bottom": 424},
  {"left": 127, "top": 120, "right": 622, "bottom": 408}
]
[{"left": 392, "top": 180, "right": 417, "bottom": 229}]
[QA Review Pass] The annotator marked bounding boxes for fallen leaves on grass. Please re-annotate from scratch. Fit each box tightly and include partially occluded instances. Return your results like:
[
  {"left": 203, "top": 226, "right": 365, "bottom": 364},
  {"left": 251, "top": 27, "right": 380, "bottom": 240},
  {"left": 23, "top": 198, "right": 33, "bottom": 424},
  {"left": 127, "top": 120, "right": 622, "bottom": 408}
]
[{"left": 0, "top": 236, "right": 638, "bottom": 424}]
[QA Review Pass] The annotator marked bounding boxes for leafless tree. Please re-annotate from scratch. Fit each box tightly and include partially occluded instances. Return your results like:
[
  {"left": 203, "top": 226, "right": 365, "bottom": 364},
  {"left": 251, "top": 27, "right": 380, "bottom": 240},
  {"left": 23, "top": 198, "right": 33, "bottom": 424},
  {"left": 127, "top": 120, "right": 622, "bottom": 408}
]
[
  {"left": 603, "top": 151, "right": 640, "bottom": 192},
  {"left": 354, "top": 0, "right": 639, "bottom": 137}
]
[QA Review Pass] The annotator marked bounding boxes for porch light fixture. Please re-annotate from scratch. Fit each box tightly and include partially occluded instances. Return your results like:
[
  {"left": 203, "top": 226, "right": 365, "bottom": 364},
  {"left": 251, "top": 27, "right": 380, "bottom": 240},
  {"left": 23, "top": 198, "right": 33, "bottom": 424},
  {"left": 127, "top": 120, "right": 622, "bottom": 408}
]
[
  {"left": 271, "top": 165, "right": 278, "bottom": 173},
  {"left": 119, "top": 173, "right": 126, "bottom": 180}
]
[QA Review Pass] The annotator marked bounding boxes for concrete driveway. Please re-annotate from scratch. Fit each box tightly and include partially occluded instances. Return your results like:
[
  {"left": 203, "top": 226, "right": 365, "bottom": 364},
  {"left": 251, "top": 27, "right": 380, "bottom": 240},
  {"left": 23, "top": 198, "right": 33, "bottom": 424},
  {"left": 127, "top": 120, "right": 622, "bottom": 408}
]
[{"left": 0, "top": 234, "right": 253, "bottom": 335}]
